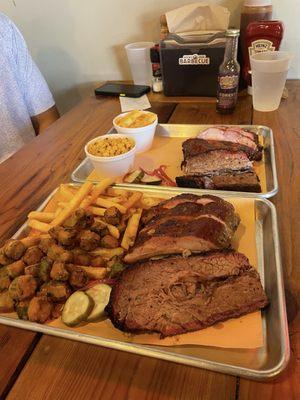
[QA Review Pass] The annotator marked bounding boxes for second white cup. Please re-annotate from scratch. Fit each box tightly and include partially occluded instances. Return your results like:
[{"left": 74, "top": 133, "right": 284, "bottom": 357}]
[
  {"left": 125, "top": 42, "right": 154, "bottom": 86},
  {"left": 250, "top": 51, "right": 293, "bottom": 112}
]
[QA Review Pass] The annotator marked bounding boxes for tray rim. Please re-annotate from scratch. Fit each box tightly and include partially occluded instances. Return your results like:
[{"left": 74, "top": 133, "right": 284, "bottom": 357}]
[
  {"left": 71, "top": 124, "right": 278, "bottom": 199},
  {"left": 1, "top": 184, "right": 289, "bottom": 380}
]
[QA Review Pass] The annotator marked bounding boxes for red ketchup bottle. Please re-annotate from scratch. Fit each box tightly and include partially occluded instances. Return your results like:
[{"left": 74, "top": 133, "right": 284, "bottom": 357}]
[{"left": 243, "top": 20, "right": 284, "bottom": 90}]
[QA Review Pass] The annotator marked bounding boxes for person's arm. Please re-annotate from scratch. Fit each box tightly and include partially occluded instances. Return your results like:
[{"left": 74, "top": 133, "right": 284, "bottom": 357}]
[
  {"left": 10, "top": 17, "right": 58, "bottom": 132},
  {"left": 31, "top": 105, "right": 60, "bottom": 135}
]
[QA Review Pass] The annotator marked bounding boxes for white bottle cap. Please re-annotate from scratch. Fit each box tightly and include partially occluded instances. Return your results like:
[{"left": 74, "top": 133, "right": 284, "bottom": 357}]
[{"left": 244, "top": 0, "right": 272, "bottom": 6}]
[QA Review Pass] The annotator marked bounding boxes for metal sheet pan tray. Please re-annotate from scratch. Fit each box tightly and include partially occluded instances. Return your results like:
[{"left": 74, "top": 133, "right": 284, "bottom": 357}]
[
  {"left": 71, "top": 124, "right": 278, "bottom": 198},
  {"left": 0, "top": 185, "right": 288, "bottom": 380}
]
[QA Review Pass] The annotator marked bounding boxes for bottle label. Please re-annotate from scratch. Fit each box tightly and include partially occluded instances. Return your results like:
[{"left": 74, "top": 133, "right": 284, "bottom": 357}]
[
  {"left": 248, "top": 40, "right": 275, "bottom": 56},
  {"left": 219, "top": 75, "right": 239, "bottom": 90},
  {"left": 179, "top": 54, "right": 210, "bottom": 65},
  {"left": 217, "top": 74, "right": 239, "bottom": 109}
]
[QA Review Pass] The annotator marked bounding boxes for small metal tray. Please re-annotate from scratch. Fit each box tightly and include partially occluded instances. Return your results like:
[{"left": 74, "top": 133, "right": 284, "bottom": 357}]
[
  {"left": 0, "top": 185, "right": 289, "bottom": 380},
  {"left": 71, "top": 124, "right": 278, "bottom": 199}
]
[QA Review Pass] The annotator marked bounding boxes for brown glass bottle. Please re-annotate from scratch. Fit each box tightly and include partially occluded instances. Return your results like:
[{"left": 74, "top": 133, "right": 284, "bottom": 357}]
[{"left": 216, "top": 29, "right": 240, "bottom": 114}]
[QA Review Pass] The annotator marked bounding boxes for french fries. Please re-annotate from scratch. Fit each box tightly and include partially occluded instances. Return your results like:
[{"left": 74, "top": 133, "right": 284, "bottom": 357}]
[
  {"left": 80, "top": 177, "right": 115, "bottom": 208},
  {"left": 55, "top": 207, "right": 63, "bottom": 217},
  {"left": 88, "top": 206, "right": 106, "bottom": 217},
  {"left": 90, "top": 247, "right": 124, "bottom": 260},
  {"left": 122, "top": 192, "right": 143, "bottom": 210},
  {"left": 20, "top": 236, "right": 41, "bottom": 247},
  {"left": 101, "top": 222, "right": 120, "bottom": 239},
  {"left": 59, "top": 185, "right": 74, "bottom": 201},
  {"left": 140, "top": 197, "right": 163, "bottom": 209},
  {"left": 106, "top": 188, "right": 129, "bottom": 197},
  {"left": 51, "top": 182, "right": 93, "bottom": 227},
  {"left": 71, "top": 265, "right": 107, "bottom": 280},
  {"left": 94, "top": 197, "right": 126, "bottom": 214},
  {"left": 20, "top": 234, "right": 51, "bottom": 248},
  {"left": 28, "top": 211, "right": 55, "bottom": 223},
  {"left": 26, "top": 184, "right": 158, "bottom": 270},
  {"left": 121, "top": 208, "right": 142, "bottom": 250},
  {"left": 27, "top": 219, "right": 51, "bottom": 233},
  {"left": 101, "top": 195, "right": 125, "bottom": 202}
]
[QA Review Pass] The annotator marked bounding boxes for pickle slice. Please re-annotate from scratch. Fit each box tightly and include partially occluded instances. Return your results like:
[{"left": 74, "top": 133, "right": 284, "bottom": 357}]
[
  {"left": 85, "top": 284, "right": 112, "bottom": 322},
  {"left": 62, "top": 291, "right": 93, "bottom": 326}
]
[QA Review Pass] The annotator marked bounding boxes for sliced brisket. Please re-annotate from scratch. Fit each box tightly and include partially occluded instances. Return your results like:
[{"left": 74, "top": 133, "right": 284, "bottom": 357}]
[
  {"left": 176, "top": 171, "right": 261, "bottom": 193},
  {"left": 182, "top": 150, "right": 253, "bottom": 176},
  {"left": 182, "top": 137, "right": 262, "bottom": 161},
  {"left": 198, "top": 126, "right": 263, "bottom": 161},
  {"left": 107, "top": 250, "right": 269, "bottom": 337}
]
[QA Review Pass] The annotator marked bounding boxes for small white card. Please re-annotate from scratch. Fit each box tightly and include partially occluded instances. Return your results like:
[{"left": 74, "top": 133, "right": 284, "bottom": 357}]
[{"left": 119, "top": 94, "right": 151, "bottom": 112}]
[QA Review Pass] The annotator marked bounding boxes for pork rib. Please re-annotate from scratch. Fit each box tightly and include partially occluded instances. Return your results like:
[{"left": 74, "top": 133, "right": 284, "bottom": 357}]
[{"left": 125, "top": 194, "right": 240, "bottom": 264}]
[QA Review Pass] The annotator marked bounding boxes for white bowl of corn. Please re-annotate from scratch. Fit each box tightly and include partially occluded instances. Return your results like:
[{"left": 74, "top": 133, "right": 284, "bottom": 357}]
[{"left": 85, "top": 134, "right": 136, "bottom": 178}]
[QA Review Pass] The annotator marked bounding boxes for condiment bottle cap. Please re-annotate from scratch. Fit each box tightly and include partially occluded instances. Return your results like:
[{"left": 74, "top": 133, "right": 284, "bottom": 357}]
[
  {"left": 225, "top": 29, "right": 240, "bottom": 37},
  {"left": 244, "top": 0, "right": 272, "bottom": 6}
]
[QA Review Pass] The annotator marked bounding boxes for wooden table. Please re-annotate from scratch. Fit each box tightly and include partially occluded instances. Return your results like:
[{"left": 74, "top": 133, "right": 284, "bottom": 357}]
[{"left": 0, "top": 81, "right": 299, "bottom": 400}]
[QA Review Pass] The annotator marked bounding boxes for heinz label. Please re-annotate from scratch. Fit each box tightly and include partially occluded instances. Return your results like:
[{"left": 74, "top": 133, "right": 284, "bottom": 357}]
[{"left": 248, "top": 40, "right": 275, "bottom": 56}]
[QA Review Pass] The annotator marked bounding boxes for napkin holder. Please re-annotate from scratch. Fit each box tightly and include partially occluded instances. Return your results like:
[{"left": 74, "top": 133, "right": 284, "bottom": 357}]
[{"left": 160, "top": 31, "right": 226, "bottom": 97}]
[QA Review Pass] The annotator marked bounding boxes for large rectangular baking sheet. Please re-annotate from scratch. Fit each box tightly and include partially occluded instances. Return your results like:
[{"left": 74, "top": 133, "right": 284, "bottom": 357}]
[
  {"left": 71, "top": 124, "right": 278, "bottom": 198},
  {"left": 0, "top": 185, "right": 288, "bottom": 380}
]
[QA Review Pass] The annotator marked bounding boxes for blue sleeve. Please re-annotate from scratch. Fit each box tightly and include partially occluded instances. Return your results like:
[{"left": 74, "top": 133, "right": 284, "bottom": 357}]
[{"left": 9, "top": 18, "right": 55, "bottom": 116}]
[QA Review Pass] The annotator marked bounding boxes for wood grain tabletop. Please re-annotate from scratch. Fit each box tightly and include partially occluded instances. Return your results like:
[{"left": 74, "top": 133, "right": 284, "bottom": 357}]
[{"left": 0, "top": 82, "right": 299, "bottom": 400}]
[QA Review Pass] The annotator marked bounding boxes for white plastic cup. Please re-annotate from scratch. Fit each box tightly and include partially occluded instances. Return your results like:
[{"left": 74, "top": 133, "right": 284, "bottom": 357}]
[
  {"left": 125, "top": 42, "right": 154, "bottom": 86},
  {"left": 113, "top": 111, "right": 158, "bottom": 153},
  {"left": 250, "top": 51, "right": 293, "bottom": 112},
  {"left": 85, "top": 134, "right": 136, "bottom": 178}
]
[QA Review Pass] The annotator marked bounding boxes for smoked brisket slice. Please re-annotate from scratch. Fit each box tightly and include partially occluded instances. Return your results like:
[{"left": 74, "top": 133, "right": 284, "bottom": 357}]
[
  {"left": 182, "top": 137, "right": 263, "bottom": 161},
  {"left": 182, "top": 150, "right": 253, "bottom": 176},
  {"left": 198, "top": 127, "right": 263, "bottom": 159},
  {"left": 107, "top": 251, "right": 269, "bottom": 337},
  {"left": 176, "top": 171, "right": 261, "bottom": 193}
]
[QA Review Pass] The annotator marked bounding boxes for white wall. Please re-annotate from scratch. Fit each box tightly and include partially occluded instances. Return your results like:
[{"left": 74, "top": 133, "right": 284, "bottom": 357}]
[{"left": 1, "top": 0, "right": 298, "bottom": 113}]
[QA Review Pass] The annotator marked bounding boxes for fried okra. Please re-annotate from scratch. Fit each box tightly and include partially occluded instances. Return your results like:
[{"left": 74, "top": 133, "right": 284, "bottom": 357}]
[
  {"left": 39, "top": 237, "right": 56, "bottom": 254},
  {"left": 49, "top": 227, "right": 78, "bottom": 248},
  {"left": 39, "top": 258, "right": 53, "bottom": 282},
  {"left": 90, "top": 221, "right": 109, "bottom": 237},
  {"left": 63, "top": 208, "right": 94, "bottom": 229},
  {"left": 8, "top": 275, "right": 37, "bottom": 301},
  {"left": 77, "top": 230, "right": 100, "bottom": 252},
  {"left": 0, "top": 290, "right": 14, "bottom": 313},
  {"left": 23, "top": 246, "right": 43, "bottom": 265},
  {"left": 0, "top": 268, "right": 11, "bottom": 292},
  {"left": 47, "top": 244, "right": 73, "bottom": 263},
  {"left": 0, "top": 249, "right": 12, "bottom": 266},
  {"left": 24, "top": 264, "right": 40, "bottom": 277},
  {"left": 28, "top": 297, "right": 53, "bottom": 323},
  {"left": 91, "top": 256, "right": 104, "bottom": 268},
  {"left": 68, "top": 267, "right": 88, "bottom": 289},
  {"left": 16, "top": 300, "right": 29, "bottom": 320},
  {"left": 3, "top": 240, "right": 26, "bottom": 261},
  {"left": 39, "top": 281, "right": 71, "bottom": 302},
  {"left": 101, "top": 235, "right": 119, "bottom": 249},
  {"left": 104, "top": 207, "right": 121, "bottom": 226},
  {"left": 72, "top": 251, "right": 91, "bottom": 266},
  {"left": 50, "top": 261, "right": 69, "bottom": 281},
  {"left": 6, "top": 260, "right": 25, "bottom": 278}
]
